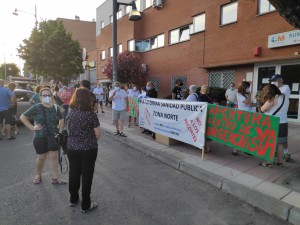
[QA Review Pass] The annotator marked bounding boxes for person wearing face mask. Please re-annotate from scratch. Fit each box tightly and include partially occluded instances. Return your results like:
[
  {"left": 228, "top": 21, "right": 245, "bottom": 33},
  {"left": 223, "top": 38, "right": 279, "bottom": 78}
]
[
  {"left": 127, "top": 84, "right": 140, "bottom": 127},
  {"left": 109, "top": 81, "right": 128, "bottom": 137},
  {"left": 225, "top": 83, "right": 238, "bottom": 108},
  {"left": 232, "top": 81, "right": 254, "bottom": 155},
  {"left": 269, "top": 74, "right": 291, "bottom": 162},
  {"left": 93, "top": 83, "right": 105, "bottom": 113},
  {"left": 20, "top": 88, "right": 66, "bottom": 185},
  {"left": 172, "top": 79, "right": 184, "bottom": 100}
]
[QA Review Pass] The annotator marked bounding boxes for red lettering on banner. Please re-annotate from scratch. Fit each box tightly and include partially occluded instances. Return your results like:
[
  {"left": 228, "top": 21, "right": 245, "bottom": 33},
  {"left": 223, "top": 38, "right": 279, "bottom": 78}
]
[
  {"left": 261, "top": 116, "right": 271, "bottom": 129},
  {"left": 252, "top": 113, "right": 262, "bottom": 125},
  {"left": 255, "top": 127, "right": 276, "bottom": 157},
  {"left": 240, "top": 124, "right": 252, "bottom": 134},
  {"left": 196, "top": 118, "right": 202, "bottom": 126}
]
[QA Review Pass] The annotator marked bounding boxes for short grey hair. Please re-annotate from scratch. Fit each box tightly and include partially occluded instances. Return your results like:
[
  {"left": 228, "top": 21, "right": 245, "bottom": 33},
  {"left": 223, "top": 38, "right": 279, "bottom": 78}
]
[{"left": 189, "top": 85, "right": 198, "bottom": 93}]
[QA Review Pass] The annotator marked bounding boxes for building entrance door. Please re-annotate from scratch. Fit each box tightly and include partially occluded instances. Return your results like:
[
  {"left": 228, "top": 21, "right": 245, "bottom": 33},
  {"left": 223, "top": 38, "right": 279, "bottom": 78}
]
[{"left": 254, "top": 62, "right": 300, "bottom": 122}]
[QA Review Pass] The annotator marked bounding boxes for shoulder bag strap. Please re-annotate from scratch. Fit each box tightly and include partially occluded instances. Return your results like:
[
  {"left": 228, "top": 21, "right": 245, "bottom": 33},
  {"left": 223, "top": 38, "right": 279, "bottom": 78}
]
[{"left": 272, "top": 95, "right": 285, "bottom": 116}]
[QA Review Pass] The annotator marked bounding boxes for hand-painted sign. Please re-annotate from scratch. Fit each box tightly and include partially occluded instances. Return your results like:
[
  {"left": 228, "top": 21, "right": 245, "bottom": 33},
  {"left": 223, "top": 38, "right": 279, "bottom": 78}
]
[
  {"left": 128, "top": 97, "right": 139, "bottom": 117},
  {"left": 139, "top": 98, "right": 208, "bottom": 149},
  {"left": 206, "top": 104, "right": 280, "bottom": 162}
]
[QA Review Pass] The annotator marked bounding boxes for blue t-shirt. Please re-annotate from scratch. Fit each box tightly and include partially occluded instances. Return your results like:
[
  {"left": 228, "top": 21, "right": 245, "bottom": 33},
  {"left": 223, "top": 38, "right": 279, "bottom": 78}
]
[{"left": 0, "top": 86, "right": 14, "bottom": 111}]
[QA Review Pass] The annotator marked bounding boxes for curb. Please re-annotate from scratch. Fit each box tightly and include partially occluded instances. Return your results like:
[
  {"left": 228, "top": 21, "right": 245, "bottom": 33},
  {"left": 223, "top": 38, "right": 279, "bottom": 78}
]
[{"left": 102, "top": 127, "right": 298, "bottom": 224}]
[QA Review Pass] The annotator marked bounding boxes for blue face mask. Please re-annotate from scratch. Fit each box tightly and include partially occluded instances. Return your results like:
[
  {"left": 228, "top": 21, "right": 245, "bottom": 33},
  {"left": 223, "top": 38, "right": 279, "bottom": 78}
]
[{"left": 146, "top": 86, "right": 150, "bottom": 91}]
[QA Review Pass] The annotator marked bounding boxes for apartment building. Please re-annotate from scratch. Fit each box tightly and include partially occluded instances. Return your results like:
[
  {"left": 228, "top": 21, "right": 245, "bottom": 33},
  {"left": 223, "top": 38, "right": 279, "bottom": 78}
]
[{"left": 95, "top": 0, "right": 300, "bottom": 122}]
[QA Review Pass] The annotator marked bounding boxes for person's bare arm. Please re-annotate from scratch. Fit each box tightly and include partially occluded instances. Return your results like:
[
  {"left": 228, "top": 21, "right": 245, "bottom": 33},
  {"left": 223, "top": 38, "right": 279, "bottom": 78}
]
[
  {"left": 20, "top": 115, "right": 43, "bottom": 131},
  {"left": 94, "top": 126, "right": 101, "bottom": 140},
  {"left": 58, "top": 118, "right": 64, "bottom": 133}
]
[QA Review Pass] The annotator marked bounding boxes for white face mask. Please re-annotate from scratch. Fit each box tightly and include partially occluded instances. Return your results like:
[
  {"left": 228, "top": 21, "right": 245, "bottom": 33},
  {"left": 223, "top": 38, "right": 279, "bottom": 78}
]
[
  {"left": 42, "top": 96, "right": 52, "bottom": 104},
  {"left": 271, "top": 81, "right": 278, "bottom": 87},
  {"left": 146, "top": 85, "right": 151, "bottom": 91},
  {"left": 133, "top": 86, "right": 137, "bottom": 91},
  {"left": 114, "top": 87, "right": 120, "bottom": 92},
  {"left": 246, "top": 88, "right": 250, "bottom": 93},
  {"left": 230, "top": 87, "right": 234, "bottom": 90}
]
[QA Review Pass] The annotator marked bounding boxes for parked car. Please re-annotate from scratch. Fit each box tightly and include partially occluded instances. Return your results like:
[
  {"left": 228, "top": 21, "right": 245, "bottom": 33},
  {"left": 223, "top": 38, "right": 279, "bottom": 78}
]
[{"left": 14, "top": 89, "right": 35, "bottom": 121}]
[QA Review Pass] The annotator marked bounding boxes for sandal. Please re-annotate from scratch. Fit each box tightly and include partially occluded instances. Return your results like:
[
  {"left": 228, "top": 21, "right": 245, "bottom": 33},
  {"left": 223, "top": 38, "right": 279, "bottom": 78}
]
[
  {"left": 114, "top": 131, "right": 120, "bottom": 136},
  {"left": 81, "top": 202, "right": 98, "bottom": 213},
  {"left": 51, "top": 178, "right": 67, "bottom": 185},
  {"left": 33, "top": 175, "right": 42, "bottom": 184},
  {"left": 274, "top": 162, "right": 283, "bottom": 167},
  {"left": 259, "top": 162, "right": 272, "bottom": 168},
  {"left": 119, "top": 132, "right": 127, "bottom": 137}
]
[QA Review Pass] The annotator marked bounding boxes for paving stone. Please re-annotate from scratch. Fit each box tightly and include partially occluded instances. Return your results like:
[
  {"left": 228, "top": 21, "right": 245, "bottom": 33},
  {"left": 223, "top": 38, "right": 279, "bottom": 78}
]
[{"left": 254, "top": 181, "right": 292, "bottom": 200}]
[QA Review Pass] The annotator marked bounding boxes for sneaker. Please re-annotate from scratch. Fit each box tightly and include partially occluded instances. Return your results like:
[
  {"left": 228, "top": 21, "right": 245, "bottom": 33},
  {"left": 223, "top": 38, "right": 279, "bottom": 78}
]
[{"left": 283, "top": 153, "right": 291, "bottom": 162}]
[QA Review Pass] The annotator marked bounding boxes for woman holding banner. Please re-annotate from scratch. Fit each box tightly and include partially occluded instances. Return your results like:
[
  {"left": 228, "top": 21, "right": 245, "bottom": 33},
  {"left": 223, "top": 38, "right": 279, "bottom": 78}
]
[
  {"left": 259, "top": 84, "right": 289, "bottom": 167},
  {"left": 232, "top": 81, "right": 254, "bottom": 155}
]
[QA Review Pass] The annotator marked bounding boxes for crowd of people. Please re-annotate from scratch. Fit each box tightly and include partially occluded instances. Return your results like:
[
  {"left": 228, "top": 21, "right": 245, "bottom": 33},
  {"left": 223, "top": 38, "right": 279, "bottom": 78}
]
[{"left": 0, "top": 74, "right": 292, "bottom": 213}]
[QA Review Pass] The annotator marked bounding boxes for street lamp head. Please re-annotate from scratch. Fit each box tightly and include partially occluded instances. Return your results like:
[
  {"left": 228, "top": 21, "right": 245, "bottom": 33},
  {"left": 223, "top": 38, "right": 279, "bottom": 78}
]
[
  {"left": 12, "top": 9, "right": 18, "bottom": 16},
  {"left": 128, "top": 1, "right": 141, "bottom": 21}
]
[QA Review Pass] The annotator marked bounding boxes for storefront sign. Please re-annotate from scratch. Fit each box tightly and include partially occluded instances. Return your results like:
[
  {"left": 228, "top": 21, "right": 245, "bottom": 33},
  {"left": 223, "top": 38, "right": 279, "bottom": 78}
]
[
  {"left": 139, "top": 98, "right": 207, "bottom": 149},
  {"left": 268, "top": 30, "right": 300, "bottom": 48},
  {"left": 128, "top": 97, "right": 139, "bottom": 118},
  {"left": 206, "top": 105, "right": 280, "bottom": 162}
]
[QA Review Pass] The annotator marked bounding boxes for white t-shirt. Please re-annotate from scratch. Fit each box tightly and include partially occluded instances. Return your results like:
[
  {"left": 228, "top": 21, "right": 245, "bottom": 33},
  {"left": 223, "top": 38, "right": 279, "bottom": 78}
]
[
  {"left": 93, "top": 87, "right": 104, "bottom": 101},
  {"left": 186, "top": 93, "right": 198, "bottom": 102},
  {"left": 264, "top": 95, "right": 289, "bottom": 124},
  {"left": 237, "top": 93, "right": 252, "bottom": 111},
  {"left": 138, "top": 91, "right": 147, "bottom": 98},
  {"left": 128, "top": 89, "right": 140, "bottom": 98},
  {"left": 225, "top": 88, "right": 238, "bottom": 103},
  {"left": 109, "top": 89, "right": 128, "bottom": 111},
  {"left": 279, "top": 85, "right": 291, "bottom": 98}
]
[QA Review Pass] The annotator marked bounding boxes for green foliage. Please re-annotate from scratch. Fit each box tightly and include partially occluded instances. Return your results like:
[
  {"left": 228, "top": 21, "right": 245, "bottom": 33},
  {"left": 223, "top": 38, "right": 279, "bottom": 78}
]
[
  {"left": 18, "top": 20, "right": 84, "bottom": 83},
  {"left": 0, "top": 63, "right": 20, "bottom": 79},
  {"left": 104, "top": 51, "right": 148, "bottom": 87}
]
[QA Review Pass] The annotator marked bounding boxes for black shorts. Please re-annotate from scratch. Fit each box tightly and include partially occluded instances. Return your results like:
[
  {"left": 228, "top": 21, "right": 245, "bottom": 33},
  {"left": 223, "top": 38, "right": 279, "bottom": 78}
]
[
  {"left": 0, "top": 109, "right": 13, "bottom": 125},
  {"left": 96, "top": 99, "right": 103, "bottom": 105},
  {"left": 33, "top": 136, "right": 59, "bottom": 155},
  {"left": 278, "top": 123, "right": 288, "bottom": 144}
]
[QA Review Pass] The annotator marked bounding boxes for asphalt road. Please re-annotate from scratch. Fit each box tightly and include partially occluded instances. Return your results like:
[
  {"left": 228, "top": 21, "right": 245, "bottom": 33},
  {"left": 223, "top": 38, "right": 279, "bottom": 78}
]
[{"left": 0, "top": 126, "right": 290, "bottom": 225}]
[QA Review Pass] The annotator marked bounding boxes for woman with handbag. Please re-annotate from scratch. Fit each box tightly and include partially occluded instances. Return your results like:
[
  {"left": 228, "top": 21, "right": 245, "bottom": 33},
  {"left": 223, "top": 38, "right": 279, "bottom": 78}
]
[
  {"left": 66, "top": 87, "right": 101, "bottom": 213},
  {"left": 20, "top": 87, "right": 66, "bottom": 185},
  {"left": 259, "top": 84, "right": 289, "bottom": 167}
]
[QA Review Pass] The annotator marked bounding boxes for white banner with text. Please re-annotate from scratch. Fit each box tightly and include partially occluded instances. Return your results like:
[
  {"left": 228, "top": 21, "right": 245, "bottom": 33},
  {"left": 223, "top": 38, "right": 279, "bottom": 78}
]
[{"left": 139, "top": 98, "right": 208, "bottom": 149}]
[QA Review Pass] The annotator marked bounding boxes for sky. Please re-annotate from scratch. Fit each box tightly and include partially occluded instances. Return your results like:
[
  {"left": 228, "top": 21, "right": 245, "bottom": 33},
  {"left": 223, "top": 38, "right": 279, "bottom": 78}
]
[{"left": 0, "top": 0, "right": 106, "bottom": 70}]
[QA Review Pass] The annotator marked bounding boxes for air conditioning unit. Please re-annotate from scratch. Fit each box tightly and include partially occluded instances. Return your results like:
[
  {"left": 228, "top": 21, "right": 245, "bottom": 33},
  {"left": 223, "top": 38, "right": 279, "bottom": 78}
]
[{"left": 153, "top": 0, "right": 164, "bottom": 9}]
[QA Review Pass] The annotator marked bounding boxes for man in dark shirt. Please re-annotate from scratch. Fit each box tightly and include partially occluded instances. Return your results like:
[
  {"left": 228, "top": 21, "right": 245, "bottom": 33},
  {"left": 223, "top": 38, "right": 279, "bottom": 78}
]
[
  {"left": 172, "top": 79, "right": 183, "bottom": 100},
  {"left": 80, "top": 80, "right": 97, "bottom": 111},
  {"left": 146, "top": 81, "right": 158, "bottom": 98}
]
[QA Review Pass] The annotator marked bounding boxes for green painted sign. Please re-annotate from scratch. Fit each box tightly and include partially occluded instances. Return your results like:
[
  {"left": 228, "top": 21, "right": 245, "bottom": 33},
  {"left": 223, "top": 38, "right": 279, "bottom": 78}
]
[
  {"left": 128, "top": 97, "right": 139, "bottom": 118},
  {"left": 206, "top": 104, "right": 280, "bottom": 162}
]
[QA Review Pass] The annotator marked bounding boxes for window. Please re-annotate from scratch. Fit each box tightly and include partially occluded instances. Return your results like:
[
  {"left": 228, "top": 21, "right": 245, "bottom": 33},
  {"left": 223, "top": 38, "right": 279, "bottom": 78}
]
[
  {"left": 101, "top": 21, "right": 104, "bottom": 29},
  {"left": 150, "top": 34, "right": 164, "bottom": 49},
  {"left": 117, "top": 10, "right": 123, "bottom": 19},
  {"left": 128, "top": 40, "right": 135, "bottom": 51},
  {"left": 208, "top": 71, "right": 234, "bottom": 88},
  {"left": 191, "top": 13, "right": 205, "bottom": 33},
  {"left": 101, "top": 50, "right": 105, "bottom": 60},
  {"left": 221, "top": 2, "right": 238, "bottom": 25},
  {"left": 135, "top": 0, "right": 141, "bottom": 11},
  {"left": 126, "top": 5, "right": 132, "bottom": 14},
  {"left": 109, "top": 47, "right": 113, "bottom": 57},
  {"left": 145, "top": 0, "right": 152, "bottom": 9},
  {"left": 118, "top": 44, "right": 123, "bottom": 53},
  {"left": 110, "top": 15, "right": 113, "bottom": 23},
  {"left": 258, "top": 0, "right": 275, "bottom": 14},
  {"left": 169, "top": 26, "right": 190, "bottom": 45}
]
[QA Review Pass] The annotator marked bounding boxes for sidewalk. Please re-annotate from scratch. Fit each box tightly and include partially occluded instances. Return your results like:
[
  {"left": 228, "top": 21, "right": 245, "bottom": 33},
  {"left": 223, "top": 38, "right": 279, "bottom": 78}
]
[{"left": 97, "top": 106, "right": 300, "bottom": 225}]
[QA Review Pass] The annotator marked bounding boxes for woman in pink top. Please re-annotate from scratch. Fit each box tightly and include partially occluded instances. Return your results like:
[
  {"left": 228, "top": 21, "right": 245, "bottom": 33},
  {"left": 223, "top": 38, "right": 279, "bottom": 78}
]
[{"left": 61, "top": 86, "right": 72, "bottom": 118}]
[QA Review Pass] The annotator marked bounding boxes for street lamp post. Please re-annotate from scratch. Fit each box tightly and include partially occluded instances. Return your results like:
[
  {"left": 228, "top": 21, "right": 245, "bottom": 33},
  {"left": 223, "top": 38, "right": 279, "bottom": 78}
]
[
  {"left": 13, "top": 5, "right": 38, "bottom": 28},
  {"left": 112, "top": 0, "right": 141, "bottom": 83}
]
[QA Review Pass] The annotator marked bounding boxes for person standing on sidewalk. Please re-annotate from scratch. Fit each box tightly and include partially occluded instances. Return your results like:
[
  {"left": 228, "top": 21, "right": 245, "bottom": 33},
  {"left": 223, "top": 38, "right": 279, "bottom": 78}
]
[
  {"left": 109, "top": 81, "right": 128, "bottom": 137},
  {"left": 66, "top": 88, "right": 101, "bottom": 212},
  {"left": 269, "top": 74, "right": 291, "bottom": 162},
  {"left": 259, "top": 84, "right": 289, "bottom": 167},
  {"left": 0, "top": 79, "right": 15, "bottom": 140},
  {"left": 20, "top": 87, "right": 66, "bottom": 184},
  {"left": 127, "top": 83, "right": 140, "bottom": 127},
  {"left": 172, "top": 79, "right": 184, "bottom": 100},
  {"left": 80, "top": 80, "right": 97, "bottom": 112},
  {"left": 93, "top": 83, "right": 105, "bottom": 113},
  {"left": 225, "top": 83, "right": 238, "bottom": 108}
]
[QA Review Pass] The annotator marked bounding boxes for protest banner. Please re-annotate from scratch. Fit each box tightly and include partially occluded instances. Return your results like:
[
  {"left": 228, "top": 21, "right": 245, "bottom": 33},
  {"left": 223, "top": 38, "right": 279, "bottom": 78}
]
[
  {"left": 128, "top": 97, "right": 139, "bottom": 118},
  {"left": 206, "top": 104, "right": 280, "bottom": 162},
  {"left": 139, "top": 98, "right": 208, "bottom": 149}
]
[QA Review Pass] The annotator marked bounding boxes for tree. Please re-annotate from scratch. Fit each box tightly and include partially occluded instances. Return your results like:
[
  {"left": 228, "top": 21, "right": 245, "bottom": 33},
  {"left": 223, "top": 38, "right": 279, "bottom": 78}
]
[
  {"left": 104, "top": 51, "right": 148, "bottom": 86},
  {"left": 0, "top": 63, "right": 20, "bottom": 80},
  {"left": 18, "top": 20, "right": 84, "bottom": 83},
  {"left": 269, "top": 0, "right": 300, "bottom": 29}
]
